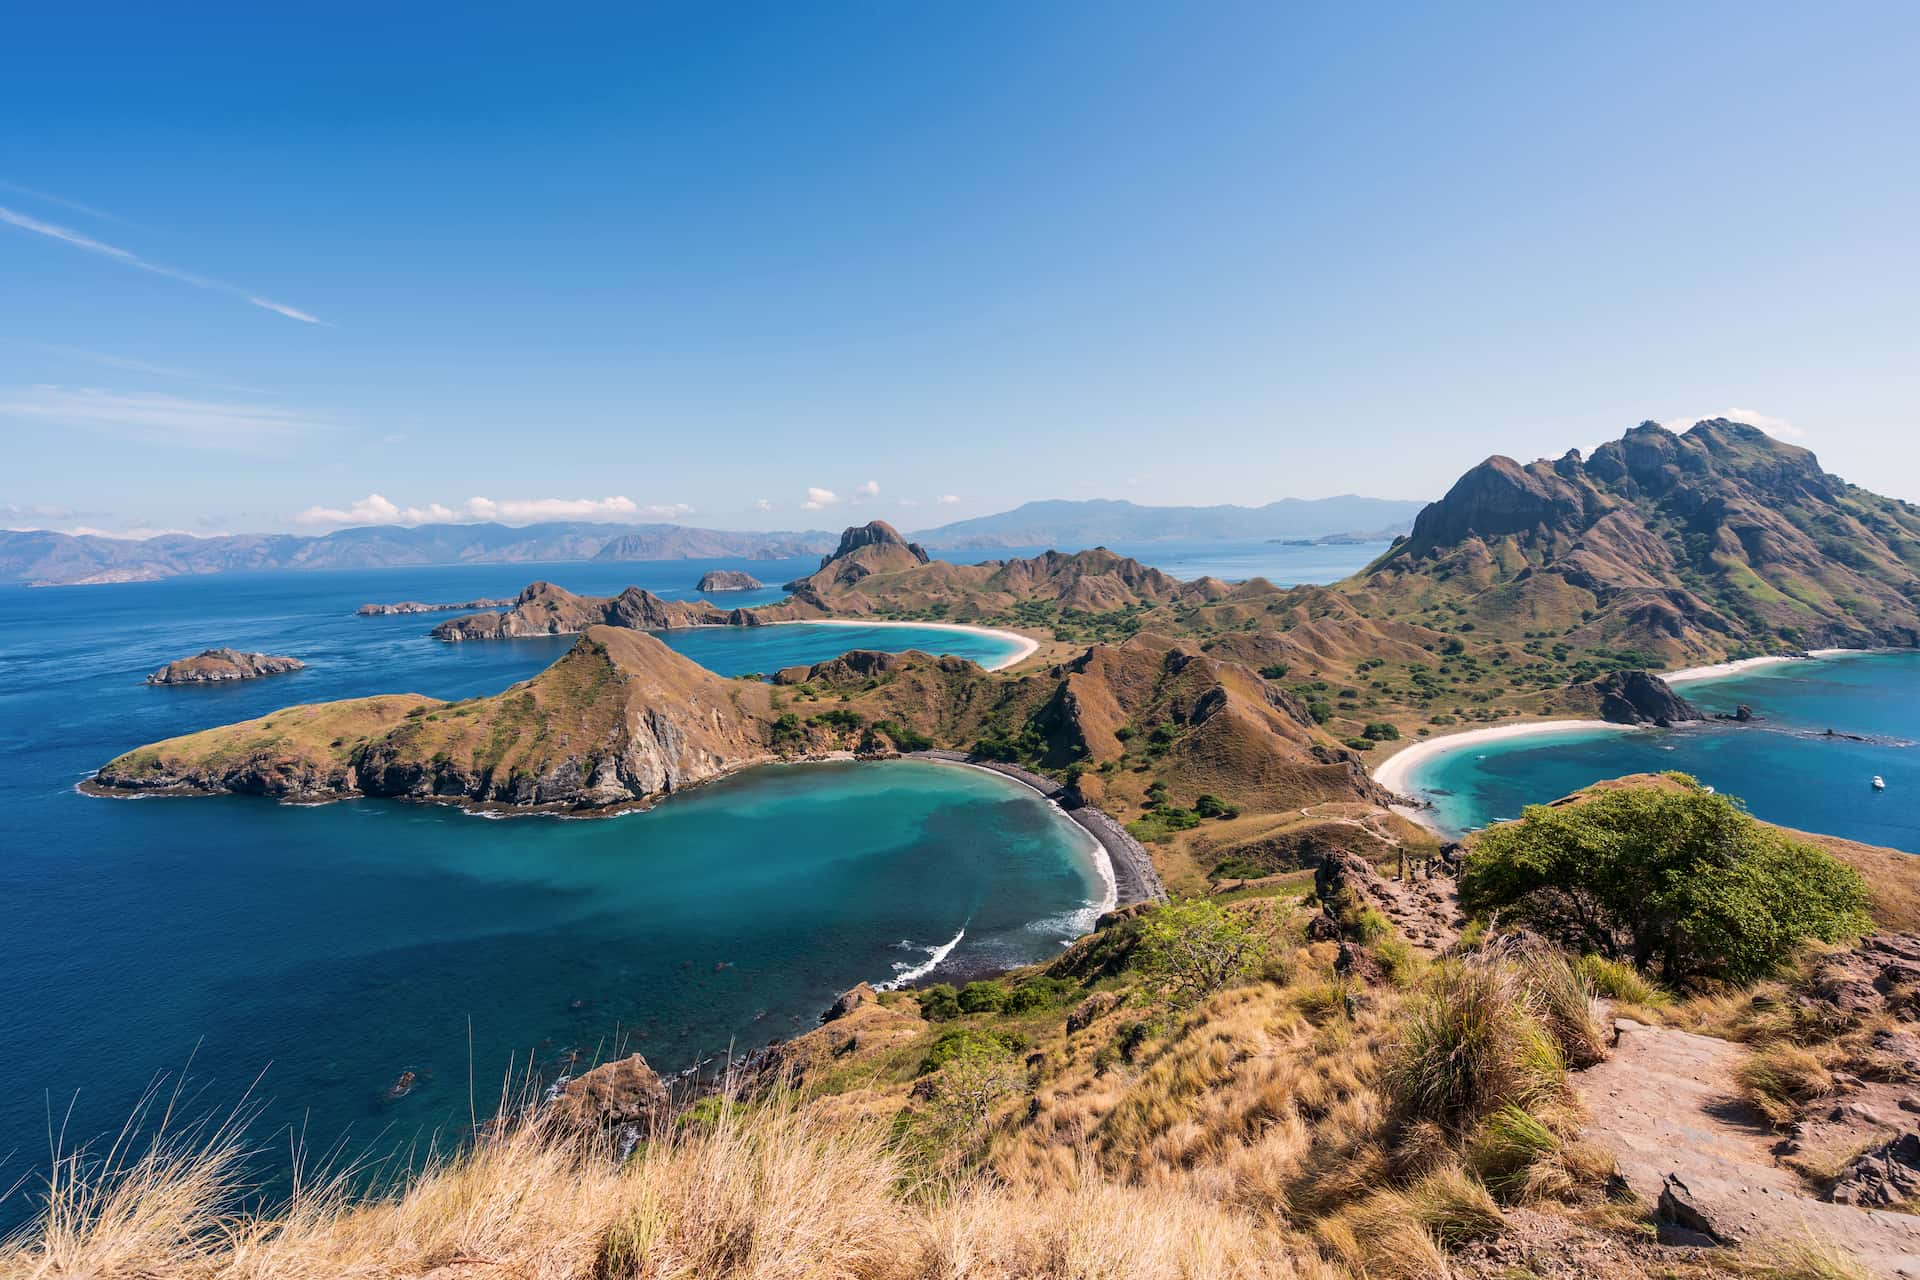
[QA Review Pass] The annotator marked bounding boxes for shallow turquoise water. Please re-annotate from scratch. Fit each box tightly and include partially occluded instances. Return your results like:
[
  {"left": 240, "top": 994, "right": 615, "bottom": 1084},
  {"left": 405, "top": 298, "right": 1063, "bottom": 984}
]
[
  {"left": 0, "top": 562, "right": 1086, "bottom": 1221},
  {"left": 1408, "top": 652, "right": 1920, "bottom": 853}
]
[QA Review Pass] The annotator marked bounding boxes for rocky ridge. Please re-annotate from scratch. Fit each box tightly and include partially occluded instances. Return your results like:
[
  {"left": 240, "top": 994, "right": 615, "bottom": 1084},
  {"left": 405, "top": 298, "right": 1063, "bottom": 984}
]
[
  {"left": 1349, "top": 419, "right": 1920, "bottom": 662},
  {"left": 432, "top": 581, "right": 765, "bottom": 640}
]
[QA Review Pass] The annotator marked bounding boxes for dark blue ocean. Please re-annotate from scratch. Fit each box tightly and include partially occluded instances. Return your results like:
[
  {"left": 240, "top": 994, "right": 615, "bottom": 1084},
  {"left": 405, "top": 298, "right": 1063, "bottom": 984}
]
[
  {"left": 1409, "top": 653, "right": 1920, "bottom": 853},
  {"left": 0, "top": 540, "right": 1377, "bottom": 1223}
]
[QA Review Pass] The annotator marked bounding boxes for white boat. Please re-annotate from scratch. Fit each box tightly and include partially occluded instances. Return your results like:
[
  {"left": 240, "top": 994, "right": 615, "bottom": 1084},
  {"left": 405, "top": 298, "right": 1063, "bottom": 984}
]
[{"left": 1872, "top": 775, "right": 1886, "bottom": 790}]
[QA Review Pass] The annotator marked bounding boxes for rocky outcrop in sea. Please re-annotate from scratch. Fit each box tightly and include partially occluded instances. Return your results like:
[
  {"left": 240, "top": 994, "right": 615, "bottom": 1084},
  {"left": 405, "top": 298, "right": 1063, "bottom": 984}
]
[
  {"left": 147, "top": 648, "right": 306, "bottom": 685},
  {"left": 696, "top": 570, "right": 764, "bottom": 592}
]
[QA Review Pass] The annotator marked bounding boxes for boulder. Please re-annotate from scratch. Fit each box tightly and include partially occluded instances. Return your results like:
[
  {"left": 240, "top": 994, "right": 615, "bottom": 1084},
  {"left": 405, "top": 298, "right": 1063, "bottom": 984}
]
[
  {"left": 550, "top": 1053, "right": 670, "bottom": 1133},
  {"left": 823, "top": 981, "right": 877, "bottom": 1022},
  {"left": 1066, "top": 989, "right": 1123, "bottom": 1034}
]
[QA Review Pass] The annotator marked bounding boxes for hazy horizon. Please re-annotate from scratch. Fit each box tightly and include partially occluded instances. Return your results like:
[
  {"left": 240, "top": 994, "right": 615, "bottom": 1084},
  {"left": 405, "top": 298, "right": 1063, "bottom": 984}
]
[{"left": 5, "top": 4, "right": 1918, "bottom": 538}]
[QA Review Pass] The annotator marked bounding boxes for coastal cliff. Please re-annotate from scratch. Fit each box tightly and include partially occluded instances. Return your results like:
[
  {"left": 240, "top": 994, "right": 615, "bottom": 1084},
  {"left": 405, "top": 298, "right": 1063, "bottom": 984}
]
[{"left": 146, "top": 648, "right": 306, "bottom": 684}]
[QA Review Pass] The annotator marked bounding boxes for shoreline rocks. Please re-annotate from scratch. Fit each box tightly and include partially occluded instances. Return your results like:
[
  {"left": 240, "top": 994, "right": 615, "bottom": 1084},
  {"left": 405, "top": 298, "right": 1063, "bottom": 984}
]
[{"left": 147, "top": 648, "right": 306, "bottom": 685}]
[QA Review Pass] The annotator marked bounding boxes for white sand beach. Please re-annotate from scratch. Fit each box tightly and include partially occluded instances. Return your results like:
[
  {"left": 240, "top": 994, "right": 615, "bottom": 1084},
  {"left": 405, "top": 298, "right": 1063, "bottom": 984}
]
[
  {"left": 766, "top": 618, "right": 1040, "bottom": 671},
  {"left": 1371, "top": 719, "right": 1636, "bottom": 801},
  {"left": 1663, "top": 648, "right": 1878, "bottom": 685},
  {"left": 1663, "top": 655, "right": 1806, "bottom": 684}
]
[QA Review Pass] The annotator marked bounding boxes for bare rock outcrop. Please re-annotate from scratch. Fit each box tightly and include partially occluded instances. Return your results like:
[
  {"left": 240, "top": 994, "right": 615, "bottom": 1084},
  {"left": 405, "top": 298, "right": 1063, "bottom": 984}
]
[
  {"left": 696, "top": 569, "right": 764, "bottom": 592},
  {"left": 550, "top": 1053, "right": 669, "bottom": 1135},
  {"left": 147, "top": 648, "right": 305, "bottom": 685}
]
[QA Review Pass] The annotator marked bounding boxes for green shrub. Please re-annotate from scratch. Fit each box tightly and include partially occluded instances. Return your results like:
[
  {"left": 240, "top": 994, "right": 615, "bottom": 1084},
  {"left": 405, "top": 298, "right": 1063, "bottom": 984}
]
[
  {"left": 919, "top": 1025, "right": 1025, "bottom": 1074},
  {"left": 1362, "top": 721, "right": 1402, "bottom": 741},
  {"left": 1258, "top": 663, "right": 1290, "bottom": 680},
  {"left": 1193, "top": 793, "right": 1237, "bottom": 819},
  {"left": 1132, "top": 899, "right": 1269, "bottom": 1009},
  {"left": 868, "top": 718, "right": 932, "bottom": 751},
  {"left": 1344, "top": 737, "right": 1376, "bottom": 752},
  {"left": 957, "top": 980, "right": 1008, "bottom": 1014},
  {"left": 916, "top": 984, "right": 961, "bottom": 1021},
  {"left": 1459, "top": 787, "right": 1870, "bottom": 983},
  {"left": 1307, "top": 700, "right": 1333, "bottom": 725},
  {"left": 1210, "top": 855, "right": 1269, "bottom": 881},
  {"left": 1004, "top": 976, "right": 1078, "bottom": 1013}
]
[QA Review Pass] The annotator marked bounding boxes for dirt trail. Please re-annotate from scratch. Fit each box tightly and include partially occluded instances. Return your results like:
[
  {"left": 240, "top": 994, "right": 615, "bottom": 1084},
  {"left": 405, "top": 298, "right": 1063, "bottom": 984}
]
[{"left": 1577, "top": 1017, "right": 1920, "bottom": 1277}]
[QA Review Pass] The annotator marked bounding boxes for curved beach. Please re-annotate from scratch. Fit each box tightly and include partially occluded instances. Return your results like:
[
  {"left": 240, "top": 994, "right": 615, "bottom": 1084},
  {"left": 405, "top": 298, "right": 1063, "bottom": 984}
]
[
  {"left": 1371, "top": 719, "right": 1636, "bottom": 831},
  {"left": 767, "top": 618, "right": 1041, "bottom": 671}
]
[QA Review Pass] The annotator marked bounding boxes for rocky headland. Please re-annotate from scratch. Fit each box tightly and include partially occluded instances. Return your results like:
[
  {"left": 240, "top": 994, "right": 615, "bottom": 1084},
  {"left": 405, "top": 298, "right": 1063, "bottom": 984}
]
[
  {"left": 356, "top": 597, "right": 514, "bottom": 616},
  {"left": 431, "top": 581, "right": 768, "bottom": 640},
  {"left": 145, "top": 648, "right": 306, "bottom": 685},
  {"left": 1563, "top": 669, "right": 1700, "bottom": 726},
  {"left": 695, "top": 569, "right": 764, "bottom": 592}
]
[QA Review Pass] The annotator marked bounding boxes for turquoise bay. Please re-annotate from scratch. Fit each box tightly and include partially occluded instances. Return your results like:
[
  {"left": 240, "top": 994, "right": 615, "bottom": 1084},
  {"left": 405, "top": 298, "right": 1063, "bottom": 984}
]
[
  {"left": 0, "top": 540, "right": 1380, "bottom": 1221},
  {"left": 1406, "top": 652, "right": 1920, "bottom": 854}
]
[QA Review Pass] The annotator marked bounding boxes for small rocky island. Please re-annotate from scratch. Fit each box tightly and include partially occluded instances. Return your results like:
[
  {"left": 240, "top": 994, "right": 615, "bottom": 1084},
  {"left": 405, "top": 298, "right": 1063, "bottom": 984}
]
[
  {"left": 356, "top": 597, "right": 513, "bottom": 616},
  {"left": 695, "top": 569, "right": 764, "bottom": 592},
  {"left": 147, "top": 648, "right": 306, "bottom": 685}
]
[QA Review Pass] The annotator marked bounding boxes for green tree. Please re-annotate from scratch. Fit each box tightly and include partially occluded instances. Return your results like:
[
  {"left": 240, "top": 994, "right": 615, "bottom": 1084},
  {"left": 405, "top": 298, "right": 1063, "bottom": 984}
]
[
  {"left": 1133, "top": 899, "right": 1270, "bottom": 1009},
  {"left": 1459, "top": 786, "right": 1870, "bottom": 983}
]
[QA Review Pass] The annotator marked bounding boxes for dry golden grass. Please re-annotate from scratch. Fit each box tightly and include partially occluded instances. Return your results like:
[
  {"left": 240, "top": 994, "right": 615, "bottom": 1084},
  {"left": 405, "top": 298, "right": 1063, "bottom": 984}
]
[
  {"left": 0, "top": 898, "right": 1641, "bottom": 1280},
  {"left": 0, "top": 1083, "right": 1361, "bottom": 1280}
]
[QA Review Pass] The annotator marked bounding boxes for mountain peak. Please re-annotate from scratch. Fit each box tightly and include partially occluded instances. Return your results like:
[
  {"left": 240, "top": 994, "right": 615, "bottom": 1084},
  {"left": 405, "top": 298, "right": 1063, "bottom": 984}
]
[{"left": 828, "top": 521, "right": 930, "bottom": 564}]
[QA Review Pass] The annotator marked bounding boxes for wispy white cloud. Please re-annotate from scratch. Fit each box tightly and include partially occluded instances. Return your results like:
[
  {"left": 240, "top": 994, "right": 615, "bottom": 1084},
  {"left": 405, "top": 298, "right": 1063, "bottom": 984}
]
[
  {"left": 896, "top": 498, "right": 919, "bottom": 508},
  {"left": 936, "top": 493, "right": 961, "bottom": 505},
  {"left": 0, "top": 180, "right": 134, "bottom": 226},
  {"left": 294, "top": 493, "right": 678, "bottom": 528},
  {"left": 1664, "top": 408, "right": 1806, "bottom": 441},
  {"left": 20, "top": 342, "right": 274, "bottom": 395},
  {"left": 0, "top": 204, "right": 327, "bottom": 325},
  {"left": 752, "top": 498, "right": 775, "bottom": 512},
  {"left": 0, "top": 385, "right": 330, "bottom": 446},
  {"left": 854, "top": 479, "right": 880, "bottom": 498},
  {"left": 801, "top": 486, "right": 841, "bottom": 510}
]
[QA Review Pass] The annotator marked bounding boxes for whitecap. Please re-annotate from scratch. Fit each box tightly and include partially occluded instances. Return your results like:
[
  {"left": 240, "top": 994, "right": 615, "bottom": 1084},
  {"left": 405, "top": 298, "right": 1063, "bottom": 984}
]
[{"left": 876, "top": 924, "right": 966, "bottom": 990}]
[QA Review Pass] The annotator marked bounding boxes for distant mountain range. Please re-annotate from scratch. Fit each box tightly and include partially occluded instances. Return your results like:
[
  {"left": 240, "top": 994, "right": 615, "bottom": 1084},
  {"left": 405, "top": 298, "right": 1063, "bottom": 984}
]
[
  {"left": 907, "top": 497, "right": 1426, "bottom": 549},
  {"left": 0, "top": 523, "right": 839, "bottom": 587},
  {"left": 2, "top": 493, "right": 1427, "bottom": 586}
]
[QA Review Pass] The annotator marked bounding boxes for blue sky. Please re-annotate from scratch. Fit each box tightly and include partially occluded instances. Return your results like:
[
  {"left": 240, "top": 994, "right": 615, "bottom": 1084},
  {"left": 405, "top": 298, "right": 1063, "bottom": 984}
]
[{"left": 3, "top": 2, "right": 1917, "bottom": 537}]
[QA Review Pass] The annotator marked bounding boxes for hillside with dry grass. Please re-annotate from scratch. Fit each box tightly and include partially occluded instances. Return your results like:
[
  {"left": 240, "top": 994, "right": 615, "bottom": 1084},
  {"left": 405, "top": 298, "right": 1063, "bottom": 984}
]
[{"left": 13, "top": 774, "right": 1917, "bottom": 1279}]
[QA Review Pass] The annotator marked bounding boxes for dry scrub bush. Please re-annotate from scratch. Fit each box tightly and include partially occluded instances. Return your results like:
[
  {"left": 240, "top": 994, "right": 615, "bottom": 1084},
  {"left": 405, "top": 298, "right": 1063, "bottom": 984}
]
[{"left": 1736, "top": 1042, "right": 1837, "bottom": 1128}]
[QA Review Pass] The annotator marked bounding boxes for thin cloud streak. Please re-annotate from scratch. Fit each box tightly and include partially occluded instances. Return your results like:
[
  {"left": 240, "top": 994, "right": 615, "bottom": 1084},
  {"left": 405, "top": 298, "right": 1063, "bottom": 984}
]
[
  {"left": 0, "top": 179, "right": 136, "bottom": 226},
  {"left": 0, "top": 385, "right": 332, "bottom": 446},
  {"left": 0, "top": 204, "right": 328, "bottom": 326}
]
